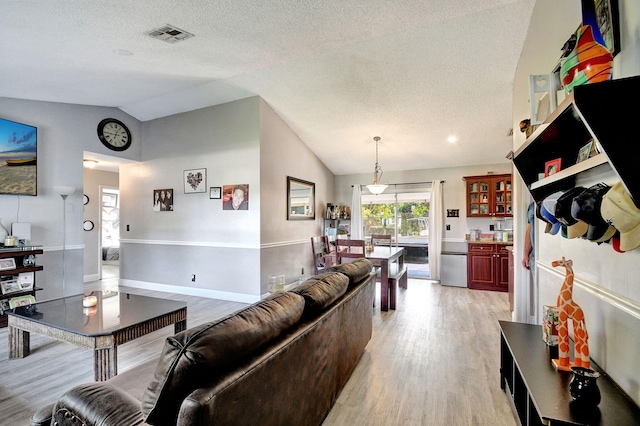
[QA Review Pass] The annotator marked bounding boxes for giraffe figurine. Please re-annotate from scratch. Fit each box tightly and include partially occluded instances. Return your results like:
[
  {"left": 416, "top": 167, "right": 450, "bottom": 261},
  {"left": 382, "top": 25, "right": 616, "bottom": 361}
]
[{"left": 552, "top": 257, "right": 591, "bottom": 371}]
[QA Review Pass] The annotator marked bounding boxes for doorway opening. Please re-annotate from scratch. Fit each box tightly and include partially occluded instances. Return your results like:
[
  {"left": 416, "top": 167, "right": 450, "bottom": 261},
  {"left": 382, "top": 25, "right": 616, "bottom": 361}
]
[
  {"left": 100, "top": 186, "right": 120, "bottom": 280},
  {"left": 361, "top": 190, "right": 430, "bottom": 279}
]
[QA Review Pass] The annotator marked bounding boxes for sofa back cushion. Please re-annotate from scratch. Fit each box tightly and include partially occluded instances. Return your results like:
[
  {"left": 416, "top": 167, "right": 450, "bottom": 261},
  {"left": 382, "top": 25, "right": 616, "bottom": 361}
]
[
  {"left": 141, "top": 291, "right": 305, "bottom": 425},
  {"left": 291, "top": 271, "right": 348, "bottom": 316},
  {"left": 326, "top": 258, "right": 373, "bottom": 287}
]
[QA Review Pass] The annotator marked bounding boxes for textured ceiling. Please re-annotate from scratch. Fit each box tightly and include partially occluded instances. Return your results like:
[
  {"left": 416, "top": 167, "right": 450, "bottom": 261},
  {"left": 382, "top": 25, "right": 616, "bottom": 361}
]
[{"left": 0, "top": 0, "right": 536, "bottom": 175}]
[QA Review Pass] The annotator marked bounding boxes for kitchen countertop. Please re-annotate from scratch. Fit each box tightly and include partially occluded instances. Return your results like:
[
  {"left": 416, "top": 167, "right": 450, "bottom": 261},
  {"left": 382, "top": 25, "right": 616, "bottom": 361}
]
[{"left": 466, "top": 238, "right": 513, "bottom": 245}]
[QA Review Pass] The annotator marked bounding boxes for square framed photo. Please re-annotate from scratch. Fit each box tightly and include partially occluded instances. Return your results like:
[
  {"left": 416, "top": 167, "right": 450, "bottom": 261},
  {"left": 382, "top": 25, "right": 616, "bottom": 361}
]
[
  {"left": 209, "top": 187, "right": 221, "bottom": 199},
  {"left": 184, "top": 168, "right": 206, "bottom": 193},
  {"left": 0, "top": 258, "right": 17, "bottom": 271},
  {"left": 576, "top": 141, "right": 593, "bottom": 164},
  {"left": 544, "top": 158, "right": 562, "bottom": 177}
]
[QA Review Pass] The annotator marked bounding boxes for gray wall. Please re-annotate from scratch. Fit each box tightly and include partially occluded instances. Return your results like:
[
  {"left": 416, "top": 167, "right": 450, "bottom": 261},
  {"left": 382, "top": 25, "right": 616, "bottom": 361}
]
[
  {"left": 0, "top": 98, "right": 141, "bottom": 300},
  {"left": 512, "top": 0, "right": 640, "bottom": 405},
  {"left": 259, "top": 99, "right": 336, "bottom": 287}
]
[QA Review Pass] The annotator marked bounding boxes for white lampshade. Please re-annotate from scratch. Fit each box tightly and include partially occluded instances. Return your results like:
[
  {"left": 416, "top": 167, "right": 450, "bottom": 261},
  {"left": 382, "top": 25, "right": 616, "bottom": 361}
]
[
  {"left": 366, "top": 184, "right": 388, "bottom": 195},
  {"left": 54, "top": 186, "right": 76, "bottom": 196}
]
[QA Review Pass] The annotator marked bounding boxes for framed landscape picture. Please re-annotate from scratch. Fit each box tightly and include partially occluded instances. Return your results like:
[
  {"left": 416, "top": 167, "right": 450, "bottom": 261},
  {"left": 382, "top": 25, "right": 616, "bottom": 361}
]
[{"left": 0, "top": 117, "right": 37, "bottom": 196}]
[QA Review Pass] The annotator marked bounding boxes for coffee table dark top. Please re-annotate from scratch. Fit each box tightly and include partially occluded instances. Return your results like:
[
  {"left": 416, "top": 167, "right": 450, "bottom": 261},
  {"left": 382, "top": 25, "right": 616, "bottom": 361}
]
[{"left": 9, "top": 291, "right": 187, "bottom": 336}]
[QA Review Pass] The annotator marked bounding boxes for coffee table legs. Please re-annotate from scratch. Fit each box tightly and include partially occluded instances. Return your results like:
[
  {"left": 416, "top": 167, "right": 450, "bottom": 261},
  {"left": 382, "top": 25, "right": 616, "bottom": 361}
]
[
  {"left": 8, "top": 326, "right": 30, "bottom": 358},
  {"left": 175, "top": 319, "right": 187, "bottom": 333},
  {"left": 94, "top": 344, "right": 117, "bottom": 381}
]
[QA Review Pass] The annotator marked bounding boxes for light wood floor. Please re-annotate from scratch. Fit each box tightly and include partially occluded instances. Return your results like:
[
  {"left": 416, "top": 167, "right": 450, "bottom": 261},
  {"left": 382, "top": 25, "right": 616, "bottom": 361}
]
[{"left": 0, "top": 278, "right": 516, "bottom": 426}]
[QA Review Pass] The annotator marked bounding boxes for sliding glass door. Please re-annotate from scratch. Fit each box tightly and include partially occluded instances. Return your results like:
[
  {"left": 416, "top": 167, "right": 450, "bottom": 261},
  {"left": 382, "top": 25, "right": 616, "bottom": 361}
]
[{"left": 361, "top": 188, "right": 431, "bottom": 278}]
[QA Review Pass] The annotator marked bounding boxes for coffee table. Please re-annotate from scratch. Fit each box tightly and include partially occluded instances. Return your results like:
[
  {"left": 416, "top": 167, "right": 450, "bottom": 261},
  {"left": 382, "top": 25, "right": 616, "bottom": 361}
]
[{"left": 8, "top": 291, "right": 187, "bottom": 381}]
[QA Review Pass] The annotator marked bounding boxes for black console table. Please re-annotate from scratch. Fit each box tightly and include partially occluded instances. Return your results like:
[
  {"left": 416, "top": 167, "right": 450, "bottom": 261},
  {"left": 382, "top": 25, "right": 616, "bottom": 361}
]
[{"left": 499, "top": 321, "right": 640, "bottom": 426}]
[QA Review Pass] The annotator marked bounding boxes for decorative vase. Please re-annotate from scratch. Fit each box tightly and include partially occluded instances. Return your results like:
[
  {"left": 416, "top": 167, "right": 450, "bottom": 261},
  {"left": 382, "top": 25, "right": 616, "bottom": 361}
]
[
  {"left": 560, "top": 0, "right": 613, "bottom": 93},
  {"left": 569, "top": 366, "right": 601, "bottom": 406},
  {"left": 0, "top": 219, "right": 9, "bottom": 242}
]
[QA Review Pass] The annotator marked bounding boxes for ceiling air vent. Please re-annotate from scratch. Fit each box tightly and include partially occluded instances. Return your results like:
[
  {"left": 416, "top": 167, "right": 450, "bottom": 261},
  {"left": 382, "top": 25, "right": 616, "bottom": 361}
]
[{"left": 147, "top": 25, "right": 194, "bottom": 44}]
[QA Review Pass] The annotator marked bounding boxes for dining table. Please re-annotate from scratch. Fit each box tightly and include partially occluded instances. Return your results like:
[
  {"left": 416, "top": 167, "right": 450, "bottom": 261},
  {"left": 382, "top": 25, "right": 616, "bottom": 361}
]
[{"left": 365, "top": 246, "right": 405, "bottom": 311}]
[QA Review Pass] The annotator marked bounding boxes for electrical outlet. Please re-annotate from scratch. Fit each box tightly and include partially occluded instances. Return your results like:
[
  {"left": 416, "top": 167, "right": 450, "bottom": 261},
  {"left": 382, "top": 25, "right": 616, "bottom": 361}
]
[
  {"left": 446, "top": 224, "right": 451, "bottom": 231},
  {"left": 191, "top": 274, "right": 196, "bottom": 282}
]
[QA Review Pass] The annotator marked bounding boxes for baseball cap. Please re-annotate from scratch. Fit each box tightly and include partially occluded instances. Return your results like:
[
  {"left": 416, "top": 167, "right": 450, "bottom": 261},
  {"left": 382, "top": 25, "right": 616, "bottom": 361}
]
[
  {"left": 600, "top": 182, "right": 640, "bottom": 252},
  {"left": 541, "top": 191, "right": 564, "bottom": 235},
  {"left": 536, "top": 200, "right": 554, "bottom": 234},
  {"left": 554, "top": 187, "right": 588, "bottom": 239},
  {"left": 571, "top": 183, "right": 616, "bottom": 243}
]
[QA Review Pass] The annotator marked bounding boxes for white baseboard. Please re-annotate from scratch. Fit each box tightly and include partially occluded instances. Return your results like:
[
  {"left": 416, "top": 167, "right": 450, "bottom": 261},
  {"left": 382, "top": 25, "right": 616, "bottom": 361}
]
[{"left": 119, "top": 279, "right": 260, "bottom": 304}]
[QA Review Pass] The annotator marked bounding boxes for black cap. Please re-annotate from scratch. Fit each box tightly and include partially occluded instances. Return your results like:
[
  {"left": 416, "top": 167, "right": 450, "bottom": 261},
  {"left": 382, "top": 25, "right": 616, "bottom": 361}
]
[
  {"left": 571, "top": 183, "right": 616, "bottom": 242},
  {"left": 555, "top": 187, "right": 588, "bottom": 238}
]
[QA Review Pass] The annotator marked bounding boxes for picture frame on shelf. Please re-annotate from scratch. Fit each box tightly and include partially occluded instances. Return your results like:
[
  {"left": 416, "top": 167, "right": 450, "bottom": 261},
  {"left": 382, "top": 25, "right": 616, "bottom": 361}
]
[
  {"left": 184, "top": 168, "right": 206, "bottom": 194},
  {"left": 544, "top": 158, "right": 562, "bottom": 177},
  {"left": 1, "top": 279, "right": 21, "bottom": 295},
  {"left": 595, "top": 0, "right": 621, "bottom": 57},
  {"left": 0, "top": 258, "right": 17, "bottom": 271},
  {"left": 209, "top": 187, "right": 221, "bottom": 199},
  {"left": 576, "top": 141, "right": 594, "bottom": 163}
]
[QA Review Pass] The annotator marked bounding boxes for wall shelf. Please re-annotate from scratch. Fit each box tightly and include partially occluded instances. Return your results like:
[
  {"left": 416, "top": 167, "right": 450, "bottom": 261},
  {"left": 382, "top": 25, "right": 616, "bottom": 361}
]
[{"left": 513, "top": 76, "right": 640, "bottom": 205}]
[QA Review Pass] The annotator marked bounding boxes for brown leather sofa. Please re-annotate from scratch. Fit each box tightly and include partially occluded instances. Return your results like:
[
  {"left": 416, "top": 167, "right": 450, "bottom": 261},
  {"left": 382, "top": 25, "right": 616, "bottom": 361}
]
[{"left": 30, "top": 259, "right": 375, "bottom": 426}]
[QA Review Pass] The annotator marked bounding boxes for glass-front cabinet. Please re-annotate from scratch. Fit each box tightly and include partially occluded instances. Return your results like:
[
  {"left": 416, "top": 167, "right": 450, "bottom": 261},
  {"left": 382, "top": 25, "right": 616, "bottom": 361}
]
[{"left": 465, "top": 174, "right": 512, "bottom": 218}]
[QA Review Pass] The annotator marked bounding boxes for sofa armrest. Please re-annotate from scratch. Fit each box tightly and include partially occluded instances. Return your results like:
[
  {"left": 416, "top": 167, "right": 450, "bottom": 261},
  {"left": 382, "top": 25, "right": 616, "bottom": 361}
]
[
  {"left": 52, "top": 382, "right": 145, "bottom": 426},
  {"left": 30, "top": 403, "right": 54, "bottom": 426}
]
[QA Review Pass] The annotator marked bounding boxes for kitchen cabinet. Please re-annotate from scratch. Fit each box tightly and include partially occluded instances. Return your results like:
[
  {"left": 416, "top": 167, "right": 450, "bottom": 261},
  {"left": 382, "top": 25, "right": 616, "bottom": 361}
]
[
  {"left": 464, "top": 174, "right": 512, "bottom": 217},
  {"left": 513, "top": 76, "right": 640, "bottom": 205},
  {"left": 0, "top": 246, "right": 43, "bottom": 328},
  {"left": 467, "top": 243, "right": 509, "bottom": 292}
]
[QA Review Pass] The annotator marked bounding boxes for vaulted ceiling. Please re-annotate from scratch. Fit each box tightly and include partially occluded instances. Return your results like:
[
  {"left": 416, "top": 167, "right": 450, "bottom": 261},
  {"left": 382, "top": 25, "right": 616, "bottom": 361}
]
[{"left": 1, "top": 0, "right": 536, "bottom": 175}]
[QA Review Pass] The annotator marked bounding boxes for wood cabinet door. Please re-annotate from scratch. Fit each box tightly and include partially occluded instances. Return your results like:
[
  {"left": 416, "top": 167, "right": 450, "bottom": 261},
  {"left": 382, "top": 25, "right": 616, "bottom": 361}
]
[
  {"left": 468, "top": 251, "right": 495, "bottom": 287},
  {"left": 496, "top": 250, "right": 510, "bottom": 288}
]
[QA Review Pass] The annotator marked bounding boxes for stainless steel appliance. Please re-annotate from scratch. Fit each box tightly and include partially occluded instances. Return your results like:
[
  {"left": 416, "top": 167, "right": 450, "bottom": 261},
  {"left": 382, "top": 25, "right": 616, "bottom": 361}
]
[{"left": 440, "top": 241, "right": 468, "bottom": 287}]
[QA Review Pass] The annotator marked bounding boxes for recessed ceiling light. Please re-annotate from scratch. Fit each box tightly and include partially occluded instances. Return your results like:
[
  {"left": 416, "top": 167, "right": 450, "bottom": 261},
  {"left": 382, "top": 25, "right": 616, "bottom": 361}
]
[
  {"left": 447, "top": 136, "right": 457, "bottom": 143},
  {"left": 83, "top": 159, "right": 98, "bottom": 168}
]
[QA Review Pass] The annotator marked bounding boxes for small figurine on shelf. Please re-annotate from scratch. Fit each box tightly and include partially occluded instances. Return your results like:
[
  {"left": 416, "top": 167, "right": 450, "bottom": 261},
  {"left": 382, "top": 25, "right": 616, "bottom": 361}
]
[{"left": 551, "top": 257, "right": 591, "bottom": 371}]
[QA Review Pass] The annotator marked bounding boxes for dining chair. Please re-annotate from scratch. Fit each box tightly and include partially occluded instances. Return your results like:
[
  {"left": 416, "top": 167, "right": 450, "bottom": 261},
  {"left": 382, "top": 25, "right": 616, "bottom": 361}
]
[
  {"left": 336, "top": 239, "right": 365, "bottom": 264},
  {"left": 371, "top": 234, "right": 392, "bottom": 247},
  {"left": 311, "top": 236, "right": 332, "bottom": 274}
]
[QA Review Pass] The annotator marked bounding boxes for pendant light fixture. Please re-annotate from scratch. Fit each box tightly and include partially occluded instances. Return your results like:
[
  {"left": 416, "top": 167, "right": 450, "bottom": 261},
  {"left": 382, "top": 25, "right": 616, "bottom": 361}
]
[{"left": 365, "top": 136, "right": 388, "bottom": 195}]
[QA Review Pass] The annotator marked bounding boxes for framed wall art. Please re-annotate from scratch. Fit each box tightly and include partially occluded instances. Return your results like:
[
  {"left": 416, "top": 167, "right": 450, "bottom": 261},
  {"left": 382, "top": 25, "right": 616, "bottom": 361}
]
[
  {"left": 153, "top": 189, "right": 174, "bottom": 211},
  {"left": 184, "top": 168, "right": 206, "bottom": 193},
  {"left": 209, "top": 187, "right": 221, "bottom": 199},
  {"left": 0, "top": 117, "right": 37, "bottom": 196},
  {"left": 223, "top": 184, "right": 249, "bottom": 210}
]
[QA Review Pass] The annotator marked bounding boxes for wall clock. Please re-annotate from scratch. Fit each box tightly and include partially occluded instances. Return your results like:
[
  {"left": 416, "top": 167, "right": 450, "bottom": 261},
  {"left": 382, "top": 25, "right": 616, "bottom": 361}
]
[
  {"left": 83, "top": 220, "right": 95, "bottom": 231},
  {"left": 97, "top": 118, "right": 131, "bottom": 151},
  {"left": 83, "top": 194, "right": 89, "bottom": 205}
]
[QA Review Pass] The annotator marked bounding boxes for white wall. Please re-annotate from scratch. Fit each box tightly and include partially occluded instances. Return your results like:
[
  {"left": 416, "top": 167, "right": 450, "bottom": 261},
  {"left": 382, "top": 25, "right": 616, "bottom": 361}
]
[
  {"left": 513, "top": 0, "right": 640, "bottom": 405},
  {"left": 0, "top": 98, "right": 141, "bottom": 300}
]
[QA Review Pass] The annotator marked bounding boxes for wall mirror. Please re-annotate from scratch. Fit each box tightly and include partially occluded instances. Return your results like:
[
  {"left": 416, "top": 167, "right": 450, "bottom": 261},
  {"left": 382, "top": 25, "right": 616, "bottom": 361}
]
[{"left": 287, "top": 176, "right": 315, "bottom": 220}]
